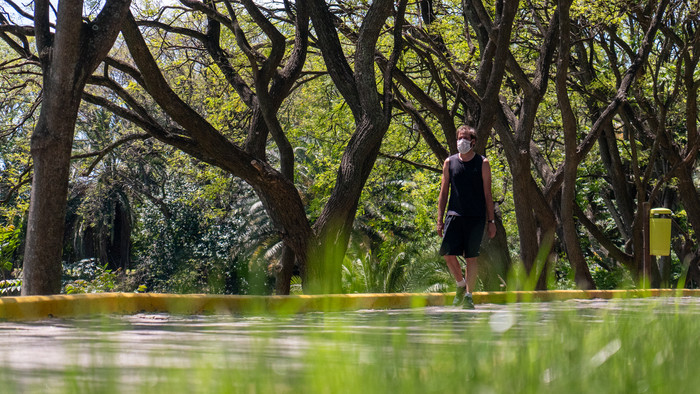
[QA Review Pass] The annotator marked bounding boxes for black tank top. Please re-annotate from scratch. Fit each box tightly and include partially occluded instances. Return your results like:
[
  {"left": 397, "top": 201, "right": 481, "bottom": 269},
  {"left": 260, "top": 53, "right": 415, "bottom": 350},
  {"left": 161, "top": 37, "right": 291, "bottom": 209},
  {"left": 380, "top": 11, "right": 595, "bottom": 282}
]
[{"left": 446, "top": 154, "right": 486, "bottom": 217}]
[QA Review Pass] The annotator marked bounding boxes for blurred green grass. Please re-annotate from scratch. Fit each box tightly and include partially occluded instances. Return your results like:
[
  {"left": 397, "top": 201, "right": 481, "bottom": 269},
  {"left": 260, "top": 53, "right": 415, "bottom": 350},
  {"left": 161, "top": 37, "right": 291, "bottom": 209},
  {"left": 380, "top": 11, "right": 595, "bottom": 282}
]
[{"left": 2, "top": 298, "right": 699, "bottom": 393}]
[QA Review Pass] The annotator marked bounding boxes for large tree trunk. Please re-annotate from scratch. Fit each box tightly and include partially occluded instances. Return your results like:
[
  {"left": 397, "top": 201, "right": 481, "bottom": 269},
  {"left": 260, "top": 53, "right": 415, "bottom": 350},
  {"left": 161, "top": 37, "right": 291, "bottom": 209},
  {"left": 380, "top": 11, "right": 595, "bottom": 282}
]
[
  {"left": 556, "top": 0, "right": 594, "bottom": 289},
  {"left": 310, "top": 117, "right": 388, "bottom": 293},
  {"left": 274, "top": 245, "right": 296, "bottom": 295},
  {"left": 305, "top": 0, "right": 398, "bottom": 293},
  {"left": 478, "top": 208, "right": 511, "bottom": 290},
  {"left": 23, "top": 95, "right": 81, "bottom": 295},
  {"left": 511, "top": 161, "right": 543, "bottom": 274},
  {"left": 496, "top": 112, "right": 557, "bottom": 289},
  {"left": 542, "top": 0, "right": 670, "bottom": 287},
  {"left": 121, "top": 12, "right": 315, "bottom": 293},
  {"left": 467, "top": 0, "right": 558, "bottom": 289},
  {"left": 201, "top": 0, "right": 309, "bottom": 293},
  {"left": 670, "top": 47, "right": 700, "bottom": 243},
  {"left": 21, "top": 0, "right": 132, "bottom": 295}
]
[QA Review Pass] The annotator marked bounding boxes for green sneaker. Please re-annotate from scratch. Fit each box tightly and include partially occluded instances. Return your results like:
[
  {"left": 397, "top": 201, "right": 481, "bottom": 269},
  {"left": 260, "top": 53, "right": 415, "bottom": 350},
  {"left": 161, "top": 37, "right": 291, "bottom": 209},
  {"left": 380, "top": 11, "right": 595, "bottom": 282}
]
[
  {"left": 453, "top": 286, "right": 466, "bottom": 306},
  {"left": 463, "top": 292, "right": 475, "bottom": 309}
]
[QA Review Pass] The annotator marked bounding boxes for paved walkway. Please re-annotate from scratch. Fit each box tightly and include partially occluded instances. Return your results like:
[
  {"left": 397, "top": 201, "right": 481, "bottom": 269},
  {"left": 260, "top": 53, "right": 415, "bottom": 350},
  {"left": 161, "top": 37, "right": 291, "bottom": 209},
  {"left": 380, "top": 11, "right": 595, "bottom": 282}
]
[{"left": 2, "top": 296, "right": 699, "bottom": 391}]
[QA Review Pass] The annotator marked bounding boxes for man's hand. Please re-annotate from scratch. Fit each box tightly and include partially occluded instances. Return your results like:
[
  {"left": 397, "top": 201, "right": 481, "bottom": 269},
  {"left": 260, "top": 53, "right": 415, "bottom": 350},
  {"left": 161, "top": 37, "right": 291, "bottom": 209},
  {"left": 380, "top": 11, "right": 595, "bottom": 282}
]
[
  {"left": 487, "top": 222, "right": 496, "bottom": 239},
  {"left": 437, "top": 222, "right": 444, "bottom": 238}
]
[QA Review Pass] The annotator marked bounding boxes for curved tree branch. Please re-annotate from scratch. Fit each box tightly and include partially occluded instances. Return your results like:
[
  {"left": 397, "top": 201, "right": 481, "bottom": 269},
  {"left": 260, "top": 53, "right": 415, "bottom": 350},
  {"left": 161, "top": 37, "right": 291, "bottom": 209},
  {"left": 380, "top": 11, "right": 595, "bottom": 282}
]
[{"left": 71, "top": 132, "right": 152, "bottom": 176}]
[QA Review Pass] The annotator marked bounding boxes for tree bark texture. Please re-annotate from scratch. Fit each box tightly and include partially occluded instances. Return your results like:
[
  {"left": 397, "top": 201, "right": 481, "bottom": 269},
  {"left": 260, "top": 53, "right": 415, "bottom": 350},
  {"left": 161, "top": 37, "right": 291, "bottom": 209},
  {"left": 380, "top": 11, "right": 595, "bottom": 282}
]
[
  {"left": 23, "top": 95, "right": 82, "bottom": 295},
  {"left": 121, "top": 13, "right": 314, "bottom": 292},
  {"left": 556, "top": 0, "right": 595, "bottom": 289},
  {"left": 22, "top": 0, "right": 132, "bottom": 295},
  {"left": 306, "top": 0, "right": 396, "bottom": 293},
  {"left": 467, "top": 1, "right": 558, "bottom": 289}
]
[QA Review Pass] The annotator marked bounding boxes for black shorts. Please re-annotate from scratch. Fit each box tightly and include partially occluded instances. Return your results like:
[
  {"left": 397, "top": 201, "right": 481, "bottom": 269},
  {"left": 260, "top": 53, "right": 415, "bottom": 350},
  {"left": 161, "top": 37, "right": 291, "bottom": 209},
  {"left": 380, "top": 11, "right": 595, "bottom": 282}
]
[{"left": 439, "top": 215, "right": 486, "bottom": 258}]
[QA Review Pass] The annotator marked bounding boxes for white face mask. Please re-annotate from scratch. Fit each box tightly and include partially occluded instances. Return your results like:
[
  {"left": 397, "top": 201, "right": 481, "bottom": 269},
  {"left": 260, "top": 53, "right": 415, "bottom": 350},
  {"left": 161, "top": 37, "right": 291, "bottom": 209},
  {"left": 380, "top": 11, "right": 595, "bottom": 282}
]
[{"left": 457, "top": 138, "right": 472, "bottom": 154}]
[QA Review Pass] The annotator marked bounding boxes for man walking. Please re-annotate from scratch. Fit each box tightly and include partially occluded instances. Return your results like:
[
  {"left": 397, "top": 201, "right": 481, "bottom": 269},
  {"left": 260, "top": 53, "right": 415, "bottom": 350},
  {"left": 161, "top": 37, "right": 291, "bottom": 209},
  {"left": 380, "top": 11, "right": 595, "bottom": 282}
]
[{"left": 436, "top": 125, "right": 496, "bottom": 308}]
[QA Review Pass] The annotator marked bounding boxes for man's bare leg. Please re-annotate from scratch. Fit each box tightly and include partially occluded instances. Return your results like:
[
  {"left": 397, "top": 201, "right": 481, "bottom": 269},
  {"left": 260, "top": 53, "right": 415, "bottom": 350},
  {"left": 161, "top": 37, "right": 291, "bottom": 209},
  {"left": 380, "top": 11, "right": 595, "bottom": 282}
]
[
  {"left": 444, "top": 255, "right": 465, "bottom": 284},
  {"left": 465, "top": 257, "right": 478, "bottom": 292},
  {"left": 444, "top": 255, "right": 467, "bottom": 306},
  {"left": 458, "top": 257, "right": 477, "bottom": 309}
]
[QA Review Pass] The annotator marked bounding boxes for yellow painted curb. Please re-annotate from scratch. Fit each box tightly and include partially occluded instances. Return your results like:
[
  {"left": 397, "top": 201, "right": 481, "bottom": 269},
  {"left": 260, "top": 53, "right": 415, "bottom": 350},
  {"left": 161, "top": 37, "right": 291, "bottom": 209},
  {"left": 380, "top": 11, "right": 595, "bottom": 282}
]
[
  {"left": 0, "top": 293, "right": 451, "bottom": 321},
  {"left": 1, "top": 289, "right": 699, "bottom": 321},
  {"left": 471, "top": 289, "right": 700, "bottom": 304}
]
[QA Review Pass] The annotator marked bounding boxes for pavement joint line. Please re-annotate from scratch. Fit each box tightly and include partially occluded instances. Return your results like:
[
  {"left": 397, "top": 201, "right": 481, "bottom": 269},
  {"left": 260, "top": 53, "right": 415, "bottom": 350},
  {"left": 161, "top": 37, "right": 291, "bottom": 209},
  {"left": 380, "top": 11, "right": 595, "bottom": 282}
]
[{"left": 1, "top": 289, "right": 700, "bottom": 321}]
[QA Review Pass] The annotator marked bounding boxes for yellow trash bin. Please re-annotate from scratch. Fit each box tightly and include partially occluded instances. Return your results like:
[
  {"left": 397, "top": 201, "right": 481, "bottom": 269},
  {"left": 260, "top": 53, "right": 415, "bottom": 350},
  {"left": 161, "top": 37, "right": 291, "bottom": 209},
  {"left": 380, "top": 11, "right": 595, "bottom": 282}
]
[{"left": 649, "top": 208, "right": 672, "bottom": 256}]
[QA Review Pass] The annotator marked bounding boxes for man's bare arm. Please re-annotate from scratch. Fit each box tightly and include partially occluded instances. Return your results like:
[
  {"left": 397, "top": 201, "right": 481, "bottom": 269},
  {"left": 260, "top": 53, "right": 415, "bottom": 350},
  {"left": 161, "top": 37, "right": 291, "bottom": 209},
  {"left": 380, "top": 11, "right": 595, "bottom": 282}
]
[
  {"left": 482, "top": 157, "right": 496, "bottom": 239},
  {"left": 437, "top": 158, "right": 450, "bottom": 237}
]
